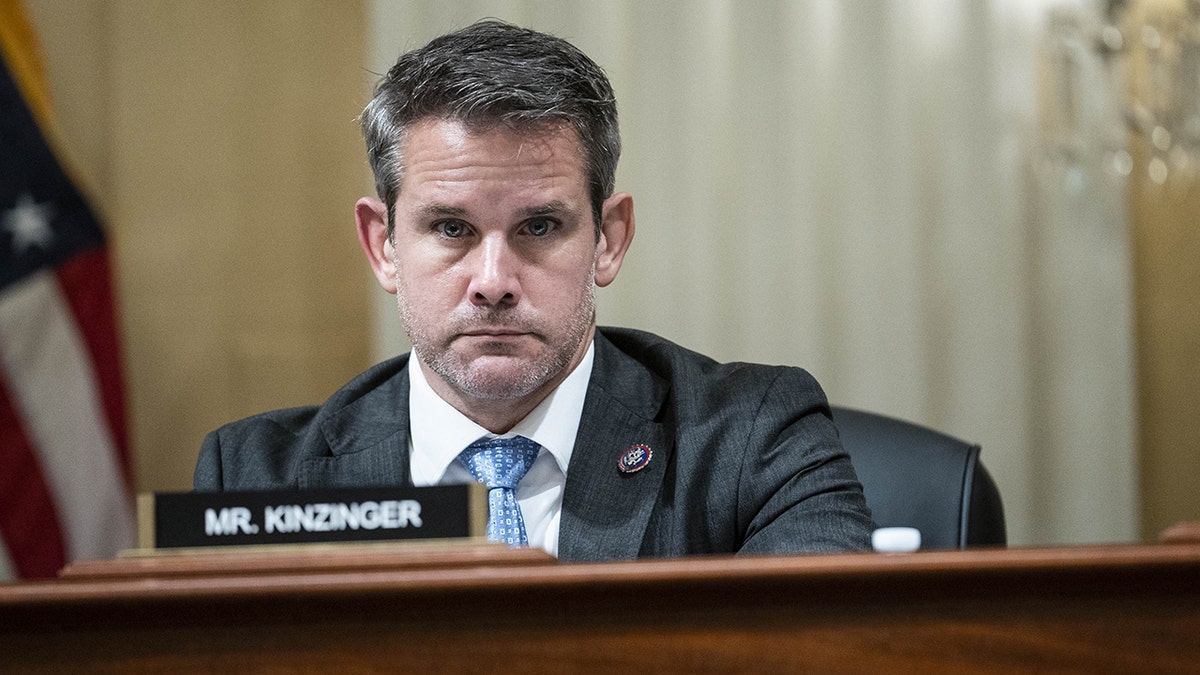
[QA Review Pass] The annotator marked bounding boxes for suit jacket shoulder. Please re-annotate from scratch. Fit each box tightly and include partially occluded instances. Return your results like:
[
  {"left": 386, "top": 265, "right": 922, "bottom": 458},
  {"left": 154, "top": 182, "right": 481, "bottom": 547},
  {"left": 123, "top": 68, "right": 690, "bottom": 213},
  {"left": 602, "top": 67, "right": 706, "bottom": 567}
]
[{"left": 193, "top": 354, "right": 413, "bottom": 491}]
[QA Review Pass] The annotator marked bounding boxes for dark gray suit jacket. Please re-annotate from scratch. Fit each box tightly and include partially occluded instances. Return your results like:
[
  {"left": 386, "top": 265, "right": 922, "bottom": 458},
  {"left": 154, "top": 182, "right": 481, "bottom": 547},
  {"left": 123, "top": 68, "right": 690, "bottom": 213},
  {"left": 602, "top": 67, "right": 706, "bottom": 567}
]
[{"left": 195, "top": 327, "right": 873, "bottom": 561}]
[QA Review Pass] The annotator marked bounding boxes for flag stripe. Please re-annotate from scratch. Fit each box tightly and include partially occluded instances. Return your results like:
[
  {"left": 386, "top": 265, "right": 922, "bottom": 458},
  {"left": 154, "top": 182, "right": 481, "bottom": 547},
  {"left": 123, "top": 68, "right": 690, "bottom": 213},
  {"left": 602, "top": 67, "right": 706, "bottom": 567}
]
[
  {"left": 0, "top": 269, "right": 134, "bottom": 563},
  {"left": 56, "top": 248, "right": 132, "bottom": 487},
  {"left": 0, "top": 371, "right": 67, "bottom": 577}
]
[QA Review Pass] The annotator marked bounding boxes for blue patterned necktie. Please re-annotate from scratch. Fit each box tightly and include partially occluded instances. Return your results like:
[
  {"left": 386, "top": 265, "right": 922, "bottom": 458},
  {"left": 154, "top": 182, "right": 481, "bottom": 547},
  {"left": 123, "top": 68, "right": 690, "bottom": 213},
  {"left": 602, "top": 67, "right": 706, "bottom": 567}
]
[{"left": 457, "top": 436, "right": 541, "bottom": 546}]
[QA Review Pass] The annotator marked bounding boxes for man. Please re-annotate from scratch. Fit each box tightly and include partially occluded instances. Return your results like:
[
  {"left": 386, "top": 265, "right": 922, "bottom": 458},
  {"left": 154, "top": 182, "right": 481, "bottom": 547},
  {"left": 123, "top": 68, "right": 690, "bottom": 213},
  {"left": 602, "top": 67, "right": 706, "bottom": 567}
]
[{"left": 194, "top": 20, "right": 873, "bottom": 561}]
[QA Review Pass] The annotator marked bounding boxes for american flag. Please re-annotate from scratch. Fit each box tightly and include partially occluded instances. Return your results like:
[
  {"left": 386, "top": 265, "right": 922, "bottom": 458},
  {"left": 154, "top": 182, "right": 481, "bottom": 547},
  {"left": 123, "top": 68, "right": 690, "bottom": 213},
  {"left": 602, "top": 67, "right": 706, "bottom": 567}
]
[{"left": 0, "top": 0, "right": 134, "bottom": 579}]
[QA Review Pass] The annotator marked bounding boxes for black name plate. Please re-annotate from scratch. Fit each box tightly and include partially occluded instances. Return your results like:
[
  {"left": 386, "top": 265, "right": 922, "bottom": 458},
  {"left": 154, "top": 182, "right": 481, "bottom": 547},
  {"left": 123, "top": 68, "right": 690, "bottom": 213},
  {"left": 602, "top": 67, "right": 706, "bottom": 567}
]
[{"left": 139, "top": 485, "right": 486, "bottom": 549}]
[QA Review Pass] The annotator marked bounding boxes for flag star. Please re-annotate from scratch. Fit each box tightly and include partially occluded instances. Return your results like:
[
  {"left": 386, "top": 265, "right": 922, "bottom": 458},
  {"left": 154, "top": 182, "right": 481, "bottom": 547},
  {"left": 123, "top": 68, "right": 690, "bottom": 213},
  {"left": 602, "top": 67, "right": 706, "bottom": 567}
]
[{"left": 4, "top": 193, "right": 56, "bottom": 254}]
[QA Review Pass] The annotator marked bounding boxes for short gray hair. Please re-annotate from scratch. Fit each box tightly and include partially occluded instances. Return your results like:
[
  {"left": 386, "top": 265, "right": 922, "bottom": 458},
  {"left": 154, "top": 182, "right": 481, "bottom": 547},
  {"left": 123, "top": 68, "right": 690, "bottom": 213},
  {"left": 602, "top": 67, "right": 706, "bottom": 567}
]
[{"left": 361, "top": 20, "right": 621, "bottom": 240}]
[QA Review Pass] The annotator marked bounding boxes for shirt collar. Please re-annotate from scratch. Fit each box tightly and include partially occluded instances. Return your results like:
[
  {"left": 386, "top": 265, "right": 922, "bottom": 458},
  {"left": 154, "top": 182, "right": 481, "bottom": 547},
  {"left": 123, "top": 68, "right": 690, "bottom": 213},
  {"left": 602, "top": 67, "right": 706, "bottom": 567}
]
[{"left": 408, "top": 340, "right": 595, "bottom": 484}]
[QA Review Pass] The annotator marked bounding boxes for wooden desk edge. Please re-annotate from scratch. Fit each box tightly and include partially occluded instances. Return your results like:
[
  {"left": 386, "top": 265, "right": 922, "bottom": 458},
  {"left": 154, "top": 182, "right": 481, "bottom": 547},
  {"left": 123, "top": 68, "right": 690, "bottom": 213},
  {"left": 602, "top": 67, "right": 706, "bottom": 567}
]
[{"left": 3, "top": 542, "right": 1199, "bottom": 609}]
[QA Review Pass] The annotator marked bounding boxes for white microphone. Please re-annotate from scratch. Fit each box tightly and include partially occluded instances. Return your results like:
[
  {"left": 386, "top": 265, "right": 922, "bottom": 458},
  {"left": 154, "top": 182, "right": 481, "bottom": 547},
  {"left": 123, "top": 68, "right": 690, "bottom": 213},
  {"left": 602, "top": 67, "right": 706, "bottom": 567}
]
[{"left": 872, "top": 526, "right": 921, "bottom": 553}]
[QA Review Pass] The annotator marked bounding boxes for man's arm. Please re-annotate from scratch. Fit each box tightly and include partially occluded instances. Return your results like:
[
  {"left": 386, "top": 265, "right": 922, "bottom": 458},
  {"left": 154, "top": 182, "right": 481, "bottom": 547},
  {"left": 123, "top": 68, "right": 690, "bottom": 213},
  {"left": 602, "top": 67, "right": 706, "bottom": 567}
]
[{"left": 734, "top": 368, "right": 874, "bottom": 554}]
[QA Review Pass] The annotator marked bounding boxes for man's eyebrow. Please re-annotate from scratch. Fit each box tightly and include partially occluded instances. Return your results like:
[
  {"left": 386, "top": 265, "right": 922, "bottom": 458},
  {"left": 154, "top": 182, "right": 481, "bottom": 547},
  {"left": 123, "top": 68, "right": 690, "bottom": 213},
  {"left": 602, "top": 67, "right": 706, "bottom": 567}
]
[
  {"left": 519, "top": 201, "right": 576, "bottom": 218},
  {"left": 411, "top": 201, "right": 579, "bottom": 220},
  {"left": 415, "top": 204, "right": 469, "bottom": 219}
]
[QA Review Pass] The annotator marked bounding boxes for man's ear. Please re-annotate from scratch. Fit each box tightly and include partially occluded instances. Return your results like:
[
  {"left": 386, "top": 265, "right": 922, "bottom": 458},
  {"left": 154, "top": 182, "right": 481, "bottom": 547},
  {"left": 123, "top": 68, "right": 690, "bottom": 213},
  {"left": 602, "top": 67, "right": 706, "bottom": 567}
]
[
  {"left": 355, "top": 197, "right": 397, "bottom": 294},
  {"left": 594, "top": 192, "right": 635, "bottom": 288}
]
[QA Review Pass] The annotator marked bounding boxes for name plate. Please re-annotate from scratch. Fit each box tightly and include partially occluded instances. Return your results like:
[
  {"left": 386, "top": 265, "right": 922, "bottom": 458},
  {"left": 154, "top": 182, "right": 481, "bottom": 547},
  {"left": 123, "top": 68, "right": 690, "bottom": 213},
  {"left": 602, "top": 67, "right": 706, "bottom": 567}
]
[{"left": 139, "top": 485, "right": 487, "bottom": 550}]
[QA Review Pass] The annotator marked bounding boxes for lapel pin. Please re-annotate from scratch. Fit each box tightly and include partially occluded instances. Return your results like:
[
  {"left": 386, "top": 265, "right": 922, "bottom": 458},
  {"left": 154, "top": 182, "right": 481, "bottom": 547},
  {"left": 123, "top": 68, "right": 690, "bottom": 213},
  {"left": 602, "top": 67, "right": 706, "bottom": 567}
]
[{"left": 617, "top": 444, "right": 652, "bottom": 474}]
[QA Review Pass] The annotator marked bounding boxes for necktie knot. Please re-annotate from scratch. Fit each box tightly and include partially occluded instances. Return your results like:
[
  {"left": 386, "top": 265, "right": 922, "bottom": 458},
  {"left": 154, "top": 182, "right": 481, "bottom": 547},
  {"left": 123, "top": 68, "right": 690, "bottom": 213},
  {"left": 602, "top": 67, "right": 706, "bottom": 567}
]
[{"left": 458, "top": 436, "right": 541, "bottom": 489}]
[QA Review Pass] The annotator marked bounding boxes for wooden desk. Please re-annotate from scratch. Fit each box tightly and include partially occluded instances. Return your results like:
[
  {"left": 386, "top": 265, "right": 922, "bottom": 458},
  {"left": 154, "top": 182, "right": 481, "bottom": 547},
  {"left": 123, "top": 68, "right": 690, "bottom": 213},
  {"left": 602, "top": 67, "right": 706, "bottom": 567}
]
[{"left": 2, "top": 542, "right": 1198, "bottom": 673}]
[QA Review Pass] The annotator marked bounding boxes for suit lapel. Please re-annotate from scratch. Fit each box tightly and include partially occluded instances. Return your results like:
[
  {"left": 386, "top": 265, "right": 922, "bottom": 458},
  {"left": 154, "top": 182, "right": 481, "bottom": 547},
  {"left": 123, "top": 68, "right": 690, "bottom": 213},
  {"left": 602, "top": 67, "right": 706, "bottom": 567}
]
[
  {"left": 298, "top": 356, "right": 414, "bottom": 488},
  {"left": 558, "top": 333, "right": 672, "bottom": 561}
]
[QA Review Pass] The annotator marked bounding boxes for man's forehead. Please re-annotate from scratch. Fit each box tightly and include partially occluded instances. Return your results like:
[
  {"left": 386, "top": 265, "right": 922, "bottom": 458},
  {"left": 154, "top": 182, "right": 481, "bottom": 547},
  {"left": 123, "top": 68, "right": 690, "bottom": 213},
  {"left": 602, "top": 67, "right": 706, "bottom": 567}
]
[
  {"left": 395, "top": 118, "right": 588, "bottom": 202},
  {"left": 402, "top": 117, "right": 582, "bottom": 159}
]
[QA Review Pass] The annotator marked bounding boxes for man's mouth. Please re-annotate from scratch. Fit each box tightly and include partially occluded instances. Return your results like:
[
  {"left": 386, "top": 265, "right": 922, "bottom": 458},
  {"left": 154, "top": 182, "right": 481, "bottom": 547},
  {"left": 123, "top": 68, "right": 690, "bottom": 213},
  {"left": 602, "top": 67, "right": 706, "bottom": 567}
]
[{"left": 460, "top": 328, "right": 527, "bottom": 337}]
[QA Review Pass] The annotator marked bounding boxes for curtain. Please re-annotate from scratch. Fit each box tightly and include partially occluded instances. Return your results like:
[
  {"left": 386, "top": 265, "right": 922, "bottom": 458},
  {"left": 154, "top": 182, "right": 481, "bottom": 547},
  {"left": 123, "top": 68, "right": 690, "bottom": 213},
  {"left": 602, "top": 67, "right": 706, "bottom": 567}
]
[{"left": 366, "top": 0, "right": 1138, "bottom": 546}]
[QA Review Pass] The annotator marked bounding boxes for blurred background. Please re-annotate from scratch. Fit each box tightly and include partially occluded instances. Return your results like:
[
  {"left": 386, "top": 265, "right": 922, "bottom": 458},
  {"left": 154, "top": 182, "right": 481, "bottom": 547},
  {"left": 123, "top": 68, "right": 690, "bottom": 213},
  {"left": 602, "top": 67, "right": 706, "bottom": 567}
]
[{"left": 11, "top": 0, "right": 1199, "bottom": 559}]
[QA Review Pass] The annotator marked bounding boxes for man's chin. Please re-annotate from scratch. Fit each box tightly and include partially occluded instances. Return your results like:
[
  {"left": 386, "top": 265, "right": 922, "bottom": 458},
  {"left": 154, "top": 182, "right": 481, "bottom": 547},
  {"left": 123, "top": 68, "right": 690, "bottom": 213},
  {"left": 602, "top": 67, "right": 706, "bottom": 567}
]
[{"left": 439, "top": 355, "right": 552, "bottom": 401}]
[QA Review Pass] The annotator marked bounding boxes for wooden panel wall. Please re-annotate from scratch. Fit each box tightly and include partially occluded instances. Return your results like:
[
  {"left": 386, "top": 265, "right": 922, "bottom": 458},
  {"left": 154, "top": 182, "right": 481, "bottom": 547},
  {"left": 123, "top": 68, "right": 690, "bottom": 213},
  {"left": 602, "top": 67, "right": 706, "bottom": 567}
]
[
  {"left": 26, "top": 0, "right": 374, "bottom": 492},
  {"left": 1130, "top": 145, "right": 1200, "bottom": 538},
  {"left": 1121, "top": 0, "right": 1200, "bottom": 539}
]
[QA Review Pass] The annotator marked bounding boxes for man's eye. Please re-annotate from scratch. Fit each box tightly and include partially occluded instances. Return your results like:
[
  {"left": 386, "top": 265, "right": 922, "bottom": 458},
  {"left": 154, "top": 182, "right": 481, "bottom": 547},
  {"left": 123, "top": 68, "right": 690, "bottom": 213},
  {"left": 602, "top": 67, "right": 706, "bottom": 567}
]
[
  {"left": 525, "top": 217, "right": 557, "bottom": 236},
  {"left": 436, "top": 220, "right": 468, "bottom": 238}
]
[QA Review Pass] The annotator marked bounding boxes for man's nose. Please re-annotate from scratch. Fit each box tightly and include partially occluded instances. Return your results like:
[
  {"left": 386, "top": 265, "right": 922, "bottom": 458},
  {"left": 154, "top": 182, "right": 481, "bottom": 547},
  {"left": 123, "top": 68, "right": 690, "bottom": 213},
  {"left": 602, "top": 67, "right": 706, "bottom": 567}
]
[{"left": 467, "top": 235, "right": 521, "bottom": 307}]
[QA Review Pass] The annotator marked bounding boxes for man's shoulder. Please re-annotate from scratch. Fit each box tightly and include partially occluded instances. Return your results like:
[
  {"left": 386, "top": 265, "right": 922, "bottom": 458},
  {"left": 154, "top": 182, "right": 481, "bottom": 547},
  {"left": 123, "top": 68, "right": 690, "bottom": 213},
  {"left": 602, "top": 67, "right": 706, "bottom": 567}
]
[
  {"left": 595, "top": 326, "right": 820, "bottom": 391},
  {"left": 216, "top": 353, "right": 412, "bottom": 439},
  {"left": 195, "top": 354, "right": 412, "bottom": 490},
  {"left": 593, "top": 326, "right": 828, "bottom": 431},
  {"left": 206, "top": 405, "right": 322, "bottom": 447}
]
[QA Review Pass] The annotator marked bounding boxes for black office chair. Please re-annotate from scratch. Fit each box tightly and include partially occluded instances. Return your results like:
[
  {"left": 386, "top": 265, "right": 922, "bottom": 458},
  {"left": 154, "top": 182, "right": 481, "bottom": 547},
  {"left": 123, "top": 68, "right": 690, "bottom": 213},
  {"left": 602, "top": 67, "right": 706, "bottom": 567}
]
[{"left": 831, "top": 406, "right": 1006, "bottom": 549}]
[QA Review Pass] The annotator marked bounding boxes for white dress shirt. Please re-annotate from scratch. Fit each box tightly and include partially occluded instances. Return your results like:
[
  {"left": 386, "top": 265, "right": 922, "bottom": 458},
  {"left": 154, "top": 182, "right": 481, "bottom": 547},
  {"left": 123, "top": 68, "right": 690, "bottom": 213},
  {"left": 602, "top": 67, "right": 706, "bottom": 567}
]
[{"left": 407, "top": 342, "right": 594, "bottom": 557}]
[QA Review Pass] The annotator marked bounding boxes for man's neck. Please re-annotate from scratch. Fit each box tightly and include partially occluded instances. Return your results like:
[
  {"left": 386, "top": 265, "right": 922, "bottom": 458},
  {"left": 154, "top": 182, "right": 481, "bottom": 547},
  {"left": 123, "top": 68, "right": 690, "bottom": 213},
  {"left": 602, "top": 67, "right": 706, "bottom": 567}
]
[{"left": 435, "top": 384, "right": 550, "bottom": 434}]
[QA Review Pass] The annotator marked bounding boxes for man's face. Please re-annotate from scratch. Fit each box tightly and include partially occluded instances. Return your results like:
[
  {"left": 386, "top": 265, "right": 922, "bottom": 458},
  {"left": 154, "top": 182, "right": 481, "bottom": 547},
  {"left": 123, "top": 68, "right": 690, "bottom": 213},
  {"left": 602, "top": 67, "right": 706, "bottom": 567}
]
[{"left": 388, "top": 118, "right": 601, "bottom": 406}]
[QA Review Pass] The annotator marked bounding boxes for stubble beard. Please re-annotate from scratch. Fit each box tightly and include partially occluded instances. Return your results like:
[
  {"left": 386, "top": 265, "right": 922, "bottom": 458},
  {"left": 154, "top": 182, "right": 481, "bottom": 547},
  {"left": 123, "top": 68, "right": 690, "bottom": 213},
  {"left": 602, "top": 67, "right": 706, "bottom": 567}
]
[{"left": 395, "top": 273, "right": 597, "bottom": 402}]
